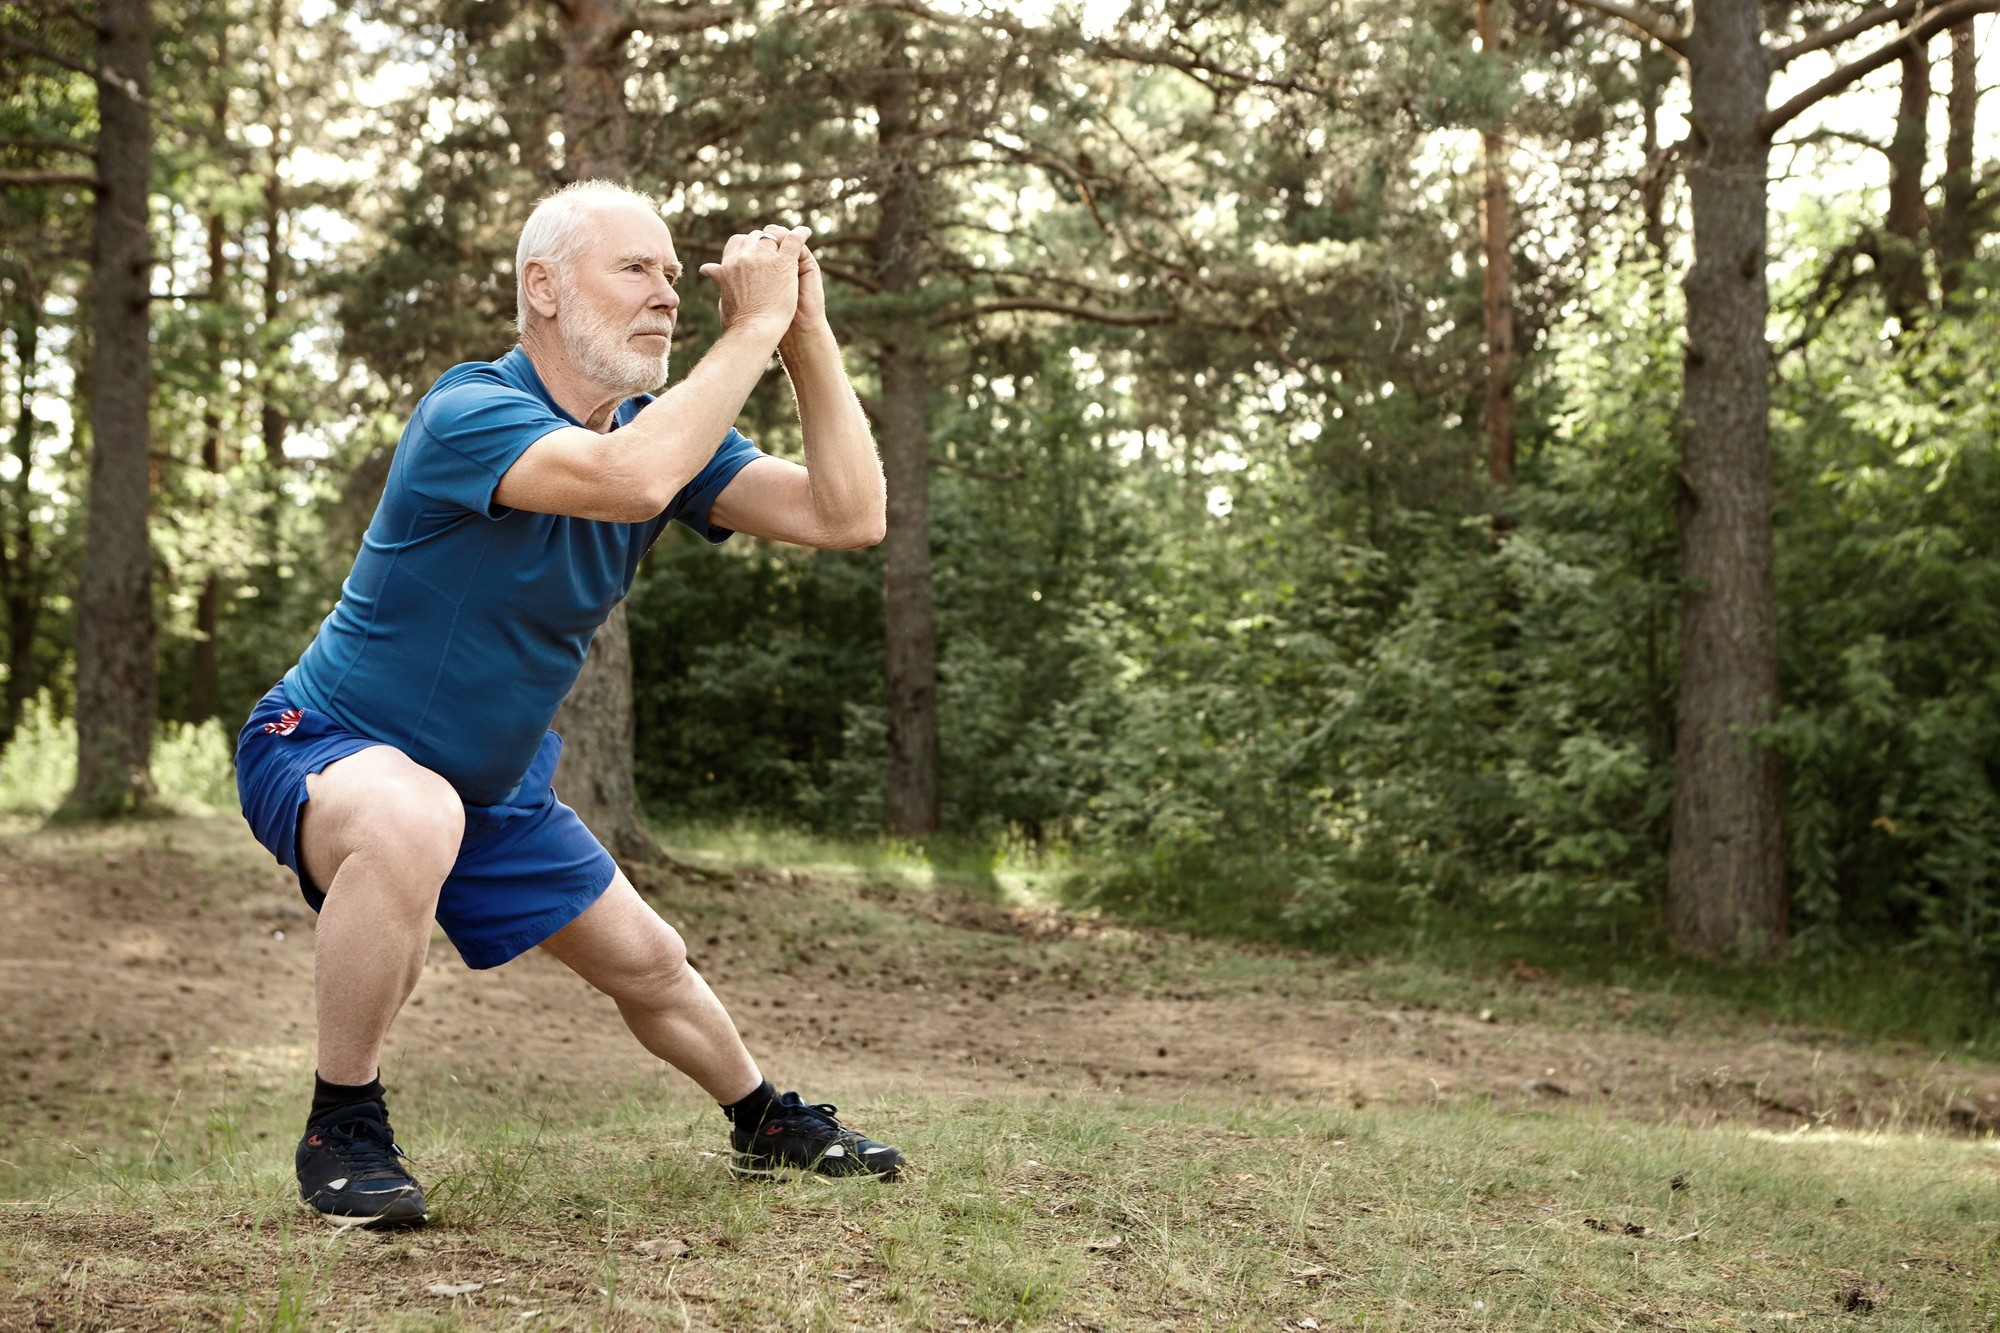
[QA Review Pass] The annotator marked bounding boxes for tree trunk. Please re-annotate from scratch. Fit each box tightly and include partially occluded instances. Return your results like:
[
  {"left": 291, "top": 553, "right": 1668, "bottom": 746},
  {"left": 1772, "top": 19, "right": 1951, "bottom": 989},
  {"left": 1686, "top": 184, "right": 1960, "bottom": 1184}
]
[
  {"left": 1882, "top": 37, "right": 1932, "bottom": 323},
  {"left": 67, "top": 0, "right": 156, "bottom": 814},
  {"left": 1667, "top": 0, "right": 1785, "bottom": 957},
  {"left": 1, "top": 277, "right": 42, "bottom": 741},
  {"left": 1939, "top": 22, "right": 1978, "bottom": 299},
  {"left": 1477, "top": 0, "right": 1514, "bottom": 488},
  {"left": 556, "top": 0, "right": 631, "bottom": 179},
  {"left": 872, "top": 66, "right": 940, "bottom": 837},
  {"left": 261, "top": 149, "right": 286, "bottom": 469},
  {"left": 191, "top": 169, "right": 228, "bottom": 723},
  {"left": 1637, "top": 44, "right": 1678, "bottom": 257},
  {"left": 547, "top": 0, "right": 662, "bottom": 862}
]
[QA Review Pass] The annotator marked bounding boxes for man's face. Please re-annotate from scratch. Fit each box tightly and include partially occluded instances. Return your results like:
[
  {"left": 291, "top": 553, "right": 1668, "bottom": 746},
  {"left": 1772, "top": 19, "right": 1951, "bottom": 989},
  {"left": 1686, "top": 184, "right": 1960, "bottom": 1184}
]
[{"left": 556, "top": 202, "right": 683, "bottom": 398}]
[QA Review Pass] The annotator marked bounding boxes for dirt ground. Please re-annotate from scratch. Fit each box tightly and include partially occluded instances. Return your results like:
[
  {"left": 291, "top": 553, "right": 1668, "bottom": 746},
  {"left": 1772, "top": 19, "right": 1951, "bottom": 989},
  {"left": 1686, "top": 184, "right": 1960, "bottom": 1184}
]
[{"left": 3, "top": 817, "right": 1998, "bottom": 1151}]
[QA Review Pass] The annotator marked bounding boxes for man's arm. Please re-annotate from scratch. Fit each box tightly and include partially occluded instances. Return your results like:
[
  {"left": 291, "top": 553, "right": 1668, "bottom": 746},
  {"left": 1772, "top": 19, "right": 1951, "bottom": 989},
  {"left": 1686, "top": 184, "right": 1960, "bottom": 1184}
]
[
  {"left": 493, "top": 231, "right": 801, "bottom": 523},
  {"left": 708, "top": 235, "right": 887, "bottom": 549}
]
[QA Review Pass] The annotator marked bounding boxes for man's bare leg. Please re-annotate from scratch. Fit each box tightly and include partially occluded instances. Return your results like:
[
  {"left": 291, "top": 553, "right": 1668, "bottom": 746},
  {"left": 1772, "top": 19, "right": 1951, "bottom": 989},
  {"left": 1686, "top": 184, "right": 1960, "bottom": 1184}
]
[
  {"left": 538, "top": 874, "right": 762, "bottom": 1103},
  {"left": 298, "top": 746, "right": 465, "bottom": 1085},
  {"left": 290, "top": 744, "right": 462, "bottom": 1226},
  {"left": 540, "top": 874, "right": 904, "bottom": 1178}
]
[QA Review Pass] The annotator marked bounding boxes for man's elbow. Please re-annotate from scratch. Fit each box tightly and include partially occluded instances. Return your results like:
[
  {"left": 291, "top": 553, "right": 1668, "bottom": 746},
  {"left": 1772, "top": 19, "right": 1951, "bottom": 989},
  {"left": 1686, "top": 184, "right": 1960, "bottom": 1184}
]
[
  {"left": 828, "top": 516, "right": 887, "bottom": 549},
  {"left": 615, "top": 472, "right": 678, "bottom": 523}
]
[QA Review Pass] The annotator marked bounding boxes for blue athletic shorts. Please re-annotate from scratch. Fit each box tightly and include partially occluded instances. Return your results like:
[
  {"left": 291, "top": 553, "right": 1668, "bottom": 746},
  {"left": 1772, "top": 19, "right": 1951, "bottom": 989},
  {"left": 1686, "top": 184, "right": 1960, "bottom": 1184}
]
[{"left": 235, "top": 681, "right": 619, "bottom": 969}]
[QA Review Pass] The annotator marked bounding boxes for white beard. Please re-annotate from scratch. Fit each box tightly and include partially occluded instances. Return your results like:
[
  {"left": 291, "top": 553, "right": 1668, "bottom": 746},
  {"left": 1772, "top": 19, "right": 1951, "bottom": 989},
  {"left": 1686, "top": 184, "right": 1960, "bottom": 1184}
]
[{"left": 560, "top": 287, "right": 671, "bottom": 399}]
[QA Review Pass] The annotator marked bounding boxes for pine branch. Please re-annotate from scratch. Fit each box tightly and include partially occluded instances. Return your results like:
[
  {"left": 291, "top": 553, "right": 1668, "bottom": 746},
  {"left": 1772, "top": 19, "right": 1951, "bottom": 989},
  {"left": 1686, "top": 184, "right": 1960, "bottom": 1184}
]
[
  {"left": 629, "top": 3, "right": 735, "bottom": 36},
  {"left": 0, "top": 29, "right": 99, "bottom": 82},
  {"left": 1775, "top": 126, "right": 1889, "bottom": 156},
  {"left": 938, "top": 297, "right": 1176, "bottom": 326},
  {"left": 1091, "top": 38, "right": 1327, "bottom": 97},
  {"left": 1769, "top": 0, "right": 1919, "bottom": 68},
  {"left": 803, "top": 0, "right": 1028, "bottom": 39},
  {"left": 1761, "top": 0, "right": 2000, "bottom": 137},
  {"left": 0, "top": 169, "right": 97, "bottom": 188},
  {"left": 0, "top": 136, "right": 94, "bottom": 155},
  {"left": 1561, "top": 0, "right": 1686, "bottom": 55}
]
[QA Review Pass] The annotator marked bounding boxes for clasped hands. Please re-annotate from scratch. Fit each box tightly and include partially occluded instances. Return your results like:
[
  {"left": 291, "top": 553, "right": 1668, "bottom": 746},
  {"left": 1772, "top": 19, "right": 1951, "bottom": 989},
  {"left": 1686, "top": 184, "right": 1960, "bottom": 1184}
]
[{"left": 699, "top": 224, "right": 828, "bottom": 347}]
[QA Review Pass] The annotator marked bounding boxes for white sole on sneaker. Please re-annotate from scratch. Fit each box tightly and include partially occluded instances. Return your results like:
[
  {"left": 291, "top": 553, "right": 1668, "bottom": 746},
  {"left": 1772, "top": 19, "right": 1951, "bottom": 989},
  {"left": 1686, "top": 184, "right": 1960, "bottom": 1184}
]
[
  {"left": 297, "top": 1193, "right": 427, "bottom": 1229},
  {"left": 726, "top": 1154, "right": 897, "bottom": 1182}
]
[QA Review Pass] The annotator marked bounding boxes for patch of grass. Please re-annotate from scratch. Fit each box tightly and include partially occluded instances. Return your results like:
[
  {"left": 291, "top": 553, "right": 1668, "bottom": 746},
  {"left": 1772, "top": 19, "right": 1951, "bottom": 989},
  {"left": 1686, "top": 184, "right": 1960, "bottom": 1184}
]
[
  {"left": 680, "top": 817, "right": 2000, "bottom": 1063},
  {"left": 651, "top": 817, "right": 1069, "bottom": 904},
  {"left": 0, "top": 693, "right": 238, "bottom": 817},
  {"left": 5, "top": 1078, "right": 1998, "bottom": 1329}
]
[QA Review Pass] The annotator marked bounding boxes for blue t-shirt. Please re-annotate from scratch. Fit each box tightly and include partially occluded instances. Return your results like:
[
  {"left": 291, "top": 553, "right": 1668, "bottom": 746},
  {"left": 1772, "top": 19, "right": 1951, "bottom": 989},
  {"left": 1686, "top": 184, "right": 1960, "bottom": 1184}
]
[{"left": 285, "top": 346, "right": 764, "bottom": 804}]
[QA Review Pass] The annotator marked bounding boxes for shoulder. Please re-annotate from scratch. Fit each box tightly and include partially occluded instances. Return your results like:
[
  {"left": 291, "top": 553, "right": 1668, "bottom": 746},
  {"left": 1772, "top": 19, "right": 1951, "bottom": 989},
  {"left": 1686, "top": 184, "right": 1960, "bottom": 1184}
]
[
  {"left": 412, "top": 360, "right": 563, "bottom": 452},
  {"left": 417, "top": 360, "right": 542, "bottom": 423}
]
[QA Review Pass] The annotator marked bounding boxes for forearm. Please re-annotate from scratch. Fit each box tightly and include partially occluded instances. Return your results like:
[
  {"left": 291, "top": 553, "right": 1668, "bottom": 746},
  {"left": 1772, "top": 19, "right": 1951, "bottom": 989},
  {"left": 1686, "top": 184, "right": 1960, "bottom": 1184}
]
[
  {"left": 619, "top": 318, "right": 787, "bottom": 508},
  {"left": 779, "top": 324, "right": 886, "bottom": 544}
]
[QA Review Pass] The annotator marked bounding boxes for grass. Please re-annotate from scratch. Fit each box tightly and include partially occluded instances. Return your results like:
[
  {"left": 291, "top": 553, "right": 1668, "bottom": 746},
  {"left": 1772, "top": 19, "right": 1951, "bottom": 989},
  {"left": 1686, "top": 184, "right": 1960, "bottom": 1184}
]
[
  {"left": 655, "top": 817, "right": 2000, "bottom": 1065},
  {"left": 5, "top": 1079, "right": 1998, "bottom": 1329},
  {"left": 4, "top": 812, "right": 1998, "bottom": 1327}
]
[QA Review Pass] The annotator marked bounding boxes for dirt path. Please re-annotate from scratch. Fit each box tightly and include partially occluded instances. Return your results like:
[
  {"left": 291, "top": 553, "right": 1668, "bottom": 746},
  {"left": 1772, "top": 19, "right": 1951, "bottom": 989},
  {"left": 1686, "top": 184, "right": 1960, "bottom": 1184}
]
[{"left": 3, "top": 818, "right": 1998, "bottom": 1155}]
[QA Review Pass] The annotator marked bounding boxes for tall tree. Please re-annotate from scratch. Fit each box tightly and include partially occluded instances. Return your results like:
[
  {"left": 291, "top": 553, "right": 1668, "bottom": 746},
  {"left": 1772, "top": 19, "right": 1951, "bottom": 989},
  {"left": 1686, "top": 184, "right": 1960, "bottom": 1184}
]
[
  {"left": 0, "top": 267, "right": 45, "bottom": 739},
  {"left": 1478, "top": 0, "right": 1516, "bottom": 488},
  {"left": 1937, "top": 21, "right": 1980, "bottom": 298},
  {"left": 1881, "top": 32, "right": 1932, "bottom": 322},
  {"left": 1566, "top": 0, "right": 2000, "bottom": 956},
  {"left": 67, "top": 0, "right": 156, "bottom": 812},
  {"left": 866, "top": 32, "right": 942, "bottom": 835},
  {"left": 546, "top": 0, "right": 660, "bottom": 863},
  {"left": 546, "top": 0, "right": 729, "bottom": 860},
  {"left": 638, "top": 2, "right": 1182, "bottom": 836}
]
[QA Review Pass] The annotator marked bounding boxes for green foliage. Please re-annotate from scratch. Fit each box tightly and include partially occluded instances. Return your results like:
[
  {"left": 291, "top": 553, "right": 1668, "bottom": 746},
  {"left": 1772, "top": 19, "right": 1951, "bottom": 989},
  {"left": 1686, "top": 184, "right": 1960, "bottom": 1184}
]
[
  {"left": 1765, "top": 271, "right": 2000, "bottom": 978},
  {"left": 0, "top": 692, "right": 235, "bottom": 814}
]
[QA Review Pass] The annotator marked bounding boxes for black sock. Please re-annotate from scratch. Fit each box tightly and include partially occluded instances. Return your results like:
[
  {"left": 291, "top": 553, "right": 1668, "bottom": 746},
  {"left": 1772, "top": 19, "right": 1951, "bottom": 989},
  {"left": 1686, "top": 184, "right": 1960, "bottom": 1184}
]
[
  {"left": 309, "top": 1071, "right": 385, "bottom": 1129},
  {"left": 721, "top": 1079, "right": 778, "bottom": 1130}
]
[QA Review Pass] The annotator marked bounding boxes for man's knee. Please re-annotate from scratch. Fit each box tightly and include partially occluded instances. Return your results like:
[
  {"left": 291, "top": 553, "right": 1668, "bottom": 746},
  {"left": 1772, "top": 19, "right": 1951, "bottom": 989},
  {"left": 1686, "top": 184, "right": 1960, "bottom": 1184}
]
[
  {"left": 358, "top": 775, "right": 463, "bottom": 878},
  {"left": 302, "top": 752, "right": 463, "bottom": 897},
  {"left": 610, "top": 923, "right": 691, "bottom": 1011}
]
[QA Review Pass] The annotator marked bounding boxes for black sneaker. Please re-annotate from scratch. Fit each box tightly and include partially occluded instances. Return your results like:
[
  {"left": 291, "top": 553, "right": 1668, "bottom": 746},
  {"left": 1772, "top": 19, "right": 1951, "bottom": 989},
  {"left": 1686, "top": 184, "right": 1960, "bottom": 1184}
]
[
  {"left": 728, "top": 1092, "right": 905, "bottom": 1180},
  {"left": 296, "top": 1101, "right": 427, "bottom": 1228}
]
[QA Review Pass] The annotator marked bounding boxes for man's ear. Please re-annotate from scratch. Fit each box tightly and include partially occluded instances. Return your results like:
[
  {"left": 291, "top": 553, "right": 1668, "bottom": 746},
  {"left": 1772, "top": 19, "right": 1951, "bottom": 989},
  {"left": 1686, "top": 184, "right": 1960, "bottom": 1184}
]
[{"left": 521, "top": 258, "right": 562, "bottom": 322}]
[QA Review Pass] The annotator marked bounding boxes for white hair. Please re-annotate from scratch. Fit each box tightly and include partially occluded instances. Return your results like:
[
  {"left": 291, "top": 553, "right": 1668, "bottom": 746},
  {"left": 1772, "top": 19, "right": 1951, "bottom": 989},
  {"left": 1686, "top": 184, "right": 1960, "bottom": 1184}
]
[{"left": 514, "top": 180, "right": 665, "bottom": 336}]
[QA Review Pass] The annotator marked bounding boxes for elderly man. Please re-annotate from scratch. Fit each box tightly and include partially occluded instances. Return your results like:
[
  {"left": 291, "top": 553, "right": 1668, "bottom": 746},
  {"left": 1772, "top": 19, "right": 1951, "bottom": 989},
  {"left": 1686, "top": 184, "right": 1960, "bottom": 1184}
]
[{"left": 234, "top": 180, "right": 901, "bottom": 1229}]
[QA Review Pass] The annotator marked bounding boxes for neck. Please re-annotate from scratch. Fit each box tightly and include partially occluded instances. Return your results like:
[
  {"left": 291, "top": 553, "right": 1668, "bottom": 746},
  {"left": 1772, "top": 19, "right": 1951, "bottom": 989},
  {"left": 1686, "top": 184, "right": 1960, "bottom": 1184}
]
[{"left": 519, "top": 324, "right": 624, "bottom": 432}]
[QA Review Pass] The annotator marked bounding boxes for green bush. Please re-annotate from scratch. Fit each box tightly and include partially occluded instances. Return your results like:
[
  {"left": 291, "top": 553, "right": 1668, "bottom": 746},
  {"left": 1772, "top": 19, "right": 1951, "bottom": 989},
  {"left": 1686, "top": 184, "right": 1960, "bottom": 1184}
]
[{"left": 0, "top": 694, "right": 237, "bottom": 815}]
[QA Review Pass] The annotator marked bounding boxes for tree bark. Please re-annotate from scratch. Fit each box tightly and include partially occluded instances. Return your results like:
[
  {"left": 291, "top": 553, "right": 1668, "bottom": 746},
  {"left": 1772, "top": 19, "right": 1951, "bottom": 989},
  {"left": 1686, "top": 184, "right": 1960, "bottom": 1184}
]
[
  {"left": 547, "top": 0, "right": 662, "bottom": 862},
  {"left": 1667, "top": 0, "right": 1785, "bottom": 957},
  {"left": 1637, "top": 44, "right": 1678, "bottom": 256},
  {"left": 1, "top": 276, "right": 42, "bottom": 741},
  {"left": 256, "top": 0, "right": 287, "bottom": 476},
  {"left": 1882, "top": 36, "right": 1932, "bottom": 323},
  {"left": 191, "top": 207, "right": 226, "bottom": 724},
  {"left": 1938, "top": 22, "right": 1978, "bottom": 298},
  {"left": 556, "top": 0, "right": 631, "bottom": 179},
  {"left": 871, "top": 62, "right": 941, "bottom": 838},
  {"left": 1478, "top": 0, "right": 1515, "bottom": 488},
  {"left": 260, "top": 146, "right": 286, "bottom": 468},
  {"left": 66, "top": 0, "right": 156, "bottom": 813}
]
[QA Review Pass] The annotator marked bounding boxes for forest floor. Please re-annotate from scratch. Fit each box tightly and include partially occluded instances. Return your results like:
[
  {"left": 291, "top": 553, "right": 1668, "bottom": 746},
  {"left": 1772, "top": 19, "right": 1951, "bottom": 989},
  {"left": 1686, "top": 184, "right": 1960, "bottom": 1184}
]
[{"left": 2, "top": 816, "right": 1998, "bottom": 1330}]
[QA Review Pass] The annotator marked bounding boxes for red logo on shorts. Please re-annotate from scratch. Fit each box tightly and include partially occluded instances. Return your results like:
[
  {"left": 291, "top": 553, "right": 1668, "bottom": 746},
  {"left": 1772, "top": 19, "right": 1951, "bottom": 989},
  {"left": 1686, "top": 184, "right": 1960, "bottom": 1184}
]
[{"left": 264, "top": 708, "right": 304, "bottom": 737}]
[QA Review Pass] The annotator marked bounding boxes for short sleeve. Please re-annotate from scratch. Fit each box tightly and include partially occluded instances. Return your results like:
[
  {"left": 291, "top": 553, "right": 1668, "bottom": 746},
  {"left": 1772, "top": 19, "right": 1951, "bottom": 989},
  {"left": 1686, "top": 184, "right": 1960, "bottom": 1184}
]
[
  {"left": 666, "top": 428, "right": 767, "bottom": 544},
  {"left": 405, "top": 372, "right": 569, "bottom": 518}
]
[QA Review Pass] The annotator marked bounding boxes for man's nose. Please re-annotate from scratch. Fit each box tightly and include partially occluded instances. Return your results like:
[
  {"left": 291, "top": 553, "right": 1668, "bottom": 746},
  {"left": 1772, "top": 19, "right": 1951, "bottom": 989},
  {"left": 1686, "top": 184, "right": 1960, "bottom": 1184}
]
[{"left": 651, "top": 276, "right": 680, "bottom": 313}]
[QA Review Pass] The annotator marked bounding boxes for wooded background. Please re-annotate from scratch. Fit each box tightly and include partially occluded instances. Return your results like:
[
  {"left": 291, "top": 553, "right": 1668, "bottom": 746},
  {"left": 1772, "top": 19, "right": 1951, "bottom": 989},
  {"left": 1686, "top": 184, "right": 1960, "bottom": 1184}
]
[{"left": 4, "top": 0, "right": 1998, "bottom": 976}]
